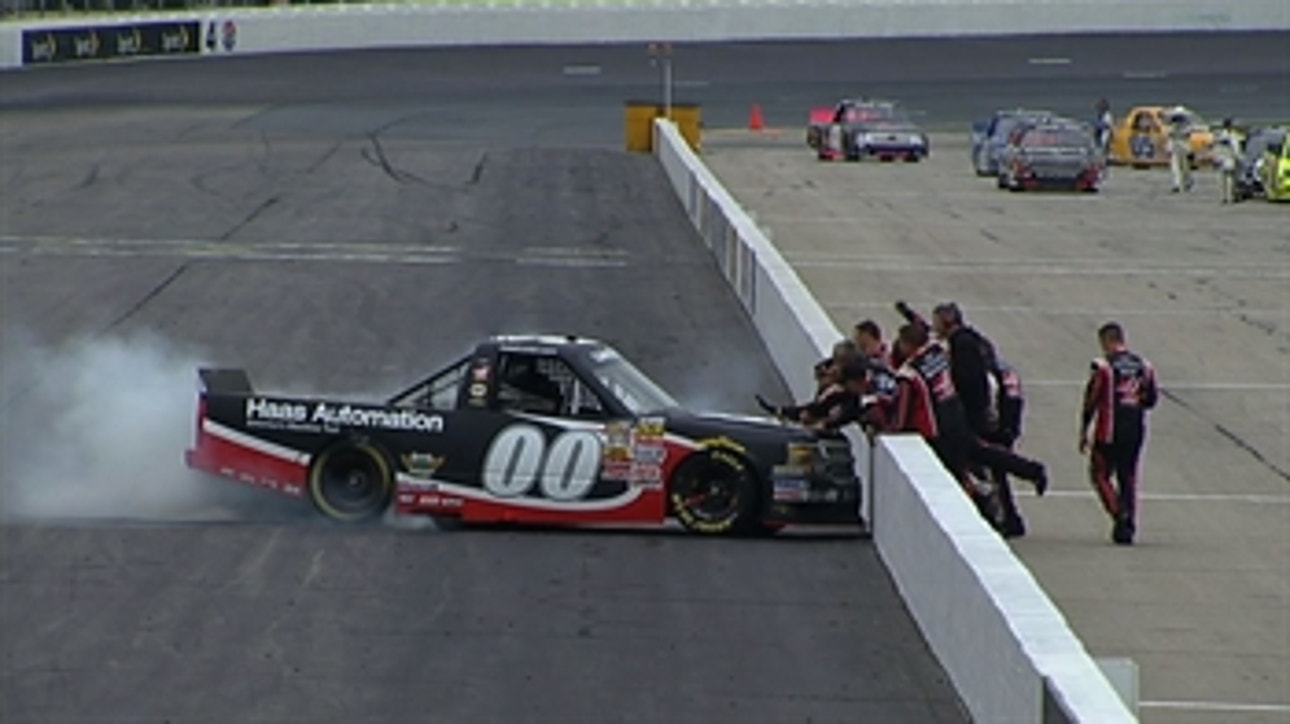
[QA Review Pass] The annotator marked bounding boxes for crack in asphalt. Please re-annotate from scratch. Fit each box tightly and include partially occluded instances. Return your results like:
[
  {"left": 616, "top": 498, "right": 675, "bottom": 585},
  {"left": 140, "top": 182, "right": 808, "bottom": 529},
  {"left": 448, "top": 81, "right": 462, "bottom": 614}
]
[
  {"left": 1161, "top": 388, "right": 1290, "bottom": 483},
  {"left": 218, "top": 196, "right": 280, "bottom": 242}
]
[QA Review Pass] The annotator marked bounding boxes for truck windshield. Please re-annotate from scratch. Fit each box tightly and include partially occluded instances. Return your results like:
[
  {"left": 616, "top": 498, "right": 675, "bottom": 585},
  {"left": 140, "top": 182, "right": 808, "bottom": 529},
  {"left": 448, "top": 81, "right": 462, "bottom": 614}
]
[{"left": 589, "top": 352, "right": 678, "bottom": 415}]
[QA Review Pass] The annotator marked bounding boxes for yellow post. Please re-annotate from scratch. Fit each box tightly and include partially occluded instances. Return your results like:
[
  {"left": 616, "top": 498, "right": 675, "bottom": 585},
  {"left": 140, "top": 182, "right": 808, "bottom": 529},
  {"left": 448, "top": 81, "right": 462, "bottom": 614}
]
[
  {"left": 624, "top": 101, "right": 656, "bottom": 153},
  {"left": 624, "top": 101, "right": 702, "bottom": 154}
]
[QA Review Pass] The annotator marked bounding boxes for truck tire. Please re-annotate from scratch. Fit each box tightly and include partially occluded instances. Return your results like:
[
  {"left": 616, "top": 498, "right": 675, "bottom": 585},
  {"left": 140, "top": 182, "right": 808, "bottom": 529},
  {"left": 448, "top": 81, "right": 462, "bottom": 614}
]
[
  {"left": 669, "top": 449, "right": 761, "bottom": 535},
  {"left": 308, "top": 441, "right": 394, "bottom": 523}
]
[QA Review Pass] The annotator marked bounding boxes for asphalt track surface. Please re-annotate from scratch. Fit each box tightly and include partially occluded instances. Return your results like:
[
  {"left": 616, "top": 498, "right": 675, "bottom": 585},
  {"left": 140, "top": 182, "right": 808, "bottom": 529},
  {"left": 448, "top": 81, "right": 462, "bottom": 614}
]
[{"left": 1, "top": 31, "right": 1285, "bottom": 724}]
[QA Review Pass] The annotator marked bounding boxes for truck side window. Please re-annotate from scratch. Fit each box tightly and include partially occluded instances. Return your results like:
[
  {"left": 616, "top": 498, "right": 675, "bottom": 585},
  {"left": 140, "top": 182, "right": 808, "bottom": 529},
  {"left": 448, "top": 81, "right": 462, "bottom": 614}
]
[
  {"left": 427, "top": 360, "right": 469, "bottom": 410},
  {"left": 495, "top": 353, "right": 608, "bottom": 419},
  {"left": 496, "top": 353, "right": 565, "bottom": 415}
]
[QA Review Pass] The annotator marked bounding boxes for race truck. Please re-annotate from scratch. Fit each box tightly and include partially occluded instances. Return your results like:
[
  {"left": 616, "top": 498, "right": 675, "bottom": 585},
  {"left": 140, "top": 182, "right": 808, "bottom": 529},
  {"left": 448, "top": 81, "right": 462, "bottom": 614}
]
[
  {"left": 806, "top": 98, "right": 928, "bottom": 161},
  {"left": 186, "top": 335, "right": 862, "bottom": 535}
]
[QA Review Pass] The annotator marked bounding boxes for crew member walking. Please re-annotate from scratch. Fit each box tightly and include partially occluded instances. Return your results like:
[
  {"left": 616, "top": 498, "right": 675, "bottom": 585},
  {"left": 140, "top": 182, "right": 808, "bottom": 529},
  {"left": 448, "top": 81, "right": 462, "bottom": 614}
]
[
  {"left": 1079, "top": 322, "right": 1158, "bottom": 545},
  {"left": 1214, "top": 118, "right": 1242, "bottom": 204},
  {"left": 1166, "top": 108, "right": 1194, "bottom": 193}
]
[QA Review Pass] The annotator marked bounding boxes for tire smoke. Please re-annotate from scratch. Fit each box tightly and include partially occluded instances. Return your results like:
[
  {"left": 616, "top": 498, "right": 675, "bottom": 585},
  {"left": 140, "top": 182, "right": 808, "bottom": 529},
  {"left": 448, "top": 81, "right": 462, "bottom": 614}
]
[{"left": 0, "top": 329, "right": 292, "bottom": 523}]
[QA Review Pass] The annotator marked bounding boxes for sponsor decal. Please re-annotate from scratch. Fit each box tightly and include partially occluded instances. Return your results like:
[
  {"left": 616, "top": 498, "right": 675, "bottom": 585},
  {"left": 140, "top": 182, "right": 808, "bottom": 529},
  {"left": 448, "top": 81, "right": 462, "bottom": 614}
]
[
  {"left": 633, "top": 445, "right": 666, "bottom": 465},
  {"left": 471, "top": 364, "right": 490, "bottom": 382},
  {"left": 469, "top": 383, "right": 488, "bottom": 399},
  {"left": 244, "top": 398, "right": 445, "bottom": 433},
  {"left": 635, "top": 416, "right": 665, "bottom": 443},
  {"left": 415, "top": 494, "right": 462, "bottom": 508},
  {"left": 603, "top": 460, "right": 634, "bottom": 481},
  {"left": 22, "top": 21, "right": 201, "bottom": 65},
  {"left": 401, "top": 452, "right": 446, "bottom": 479},
  {"left": 772, "top": 477, "right": 810, "bottom": 502},
  {"left": 220, "top": 19, "right": 237, "bottom": 52},
  {"left": 604, "top": 420, "right": 633, "bottom": 463}
]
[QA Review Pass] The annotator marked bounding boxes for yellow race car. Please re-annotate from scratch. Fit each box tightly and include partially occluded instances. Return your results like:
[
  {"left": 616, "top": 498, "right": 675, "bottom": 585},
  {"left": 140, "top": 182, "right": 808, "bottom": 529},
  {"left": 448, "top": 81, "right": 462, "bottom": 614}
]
[
  {"left": 1261, "top": 133, "right": 1290, "bottom": 202},
  {"left": 1108, "top": 105, "right": 1215, "bottom": 168}
]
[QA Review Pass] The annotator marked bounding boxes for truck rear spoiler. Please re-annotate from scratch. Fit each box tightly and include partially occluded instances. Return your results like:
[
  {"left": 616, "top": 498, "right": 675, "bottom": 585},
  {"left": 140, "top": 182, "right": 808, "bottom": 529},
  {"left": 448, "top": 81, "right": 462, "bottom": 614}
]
[{"left": 197, "top": 368, "right": 254, "bottom": 395}]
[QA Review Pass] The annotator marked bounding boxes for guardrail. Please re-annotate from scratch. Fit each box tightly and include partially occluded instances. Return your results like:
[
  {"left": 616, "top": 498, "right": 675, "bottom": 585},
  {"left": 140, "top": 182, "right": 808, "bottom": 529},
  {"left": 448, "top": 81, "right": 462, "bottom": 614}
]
[
  {"left": 652, "top": 116, "right": 1137, "bottom": 723},
  {"left": 3, "top": 0, "right": 1286, "bottom": 69}
]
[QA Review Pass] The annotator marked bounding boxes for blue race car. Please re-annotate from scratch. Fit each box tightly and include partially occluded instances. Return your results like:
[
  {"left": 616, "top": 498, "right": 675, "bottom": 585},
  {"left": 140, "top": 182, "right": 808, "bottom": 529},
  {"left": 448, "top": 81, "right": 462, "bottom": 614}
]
[{"left": 970, "top": 108, "right": 1056, "bottom": 177}]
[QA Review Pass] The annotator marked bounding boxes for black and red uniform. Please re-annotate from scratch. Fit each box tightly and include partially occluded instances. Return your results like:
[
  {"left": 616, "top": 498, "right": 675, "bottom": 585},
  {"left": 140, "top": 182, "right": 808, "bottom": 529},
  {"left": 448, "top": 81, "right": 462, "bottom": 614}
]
[
  {"left": 1082, "top": 346, "right": 1158, "bottom": 540},
  {"left": 859, "top": 354, "right": 899, "bottom": 433},
  {"left": 891, "top": 342, "right": 973, "bottom": 489}
]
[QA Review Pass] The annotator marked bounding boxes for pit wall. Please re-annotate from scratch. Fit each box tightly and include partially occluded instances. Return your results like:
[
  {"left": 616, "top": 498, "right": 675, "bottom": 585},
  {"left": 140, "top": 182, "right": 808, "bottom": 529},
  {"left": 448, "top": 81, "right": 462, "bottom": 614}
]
[
  {"left": 652, "top": 117, "right": 1137, "bottom": 723},
  {"left": 3, "top": 0, "right": 1288, "bottom": 69}
]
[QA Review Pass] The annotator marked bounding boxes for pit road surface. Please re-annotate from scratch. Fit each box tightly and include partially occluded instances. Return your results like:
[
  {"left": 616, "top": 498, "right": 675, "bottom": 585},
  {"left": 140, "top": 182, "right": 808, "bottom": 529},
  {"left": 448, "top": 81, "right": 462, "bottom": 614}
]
[
  {"left": 0, "top": 43, "right": 976, "bottom": 724},
  {"left": 702, "top": 131, "right": 1289, "bottom": 724}
]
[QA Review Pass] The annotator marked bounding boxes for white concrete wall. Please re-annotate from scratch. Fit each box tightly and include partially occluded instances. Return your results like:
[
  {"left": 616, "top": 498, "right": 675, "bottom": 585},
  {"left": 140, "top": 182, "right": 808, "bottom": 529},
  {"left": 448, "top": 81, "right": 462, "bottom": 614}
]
[
  {"left": 0, "top": 23, "right": 20, "bottom": 68},
  {"left": 652, "top": 117, "right": 1138, "bottom": 723},
  {"left": 3, "top": 0, "right": 1286, "bottom": 69}
]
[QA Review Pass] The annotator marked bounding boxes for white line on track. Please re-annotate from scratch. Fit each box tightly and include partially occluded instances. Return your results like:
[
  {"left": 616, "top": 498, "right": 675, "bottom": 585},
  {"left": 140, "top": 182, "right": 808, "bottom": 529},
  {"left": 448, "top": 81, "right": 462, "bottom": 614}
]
[
  {"left": 1019, "top": 490, "right": 1290, "bottom": 505},
  {"left": 0, "top": 235, "right": 637, "bottom": 268},
  {"left": 1027, "top": 57, "right": 1072, "bottom": 65},
  {"left": 1, "top": 246, "right": 461, "bottom": 265},
  {"left": 1123, "top": 70, "right": 1170, "bottom": 79},
  {"left": 1139, "top": 700, "right": 1290, "bottom": 713},
  {"left": 515, "top": 258, "right": 628, "bottom": 268}
]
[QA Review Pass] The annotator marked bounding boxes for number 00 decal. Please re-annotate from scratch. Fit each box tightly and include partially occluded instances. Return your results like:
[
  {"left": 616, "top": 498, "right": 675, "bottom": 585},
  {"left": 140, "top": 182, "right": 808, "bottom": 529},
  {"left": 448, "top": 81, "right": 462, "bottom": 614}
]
[{"left": 482, "top": 425, "right": 604, "bottom": 501}]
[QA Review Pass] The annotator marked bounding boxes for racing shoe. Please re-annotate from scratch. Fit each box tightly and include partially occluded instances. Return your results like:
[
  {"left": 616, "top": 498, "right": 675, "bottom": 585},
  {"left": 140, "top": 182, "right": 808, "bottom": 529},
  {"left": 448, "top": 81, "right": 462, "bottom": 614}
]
[
  {"left": 1112, "top": 518, "right": 1135, "bottom": 546},
  {"left": 1032, "top": 467, "right": 1048, "bottom": 497},
  {"left": 1000, "top": 515, "right": 1027, "bottom": 539}
]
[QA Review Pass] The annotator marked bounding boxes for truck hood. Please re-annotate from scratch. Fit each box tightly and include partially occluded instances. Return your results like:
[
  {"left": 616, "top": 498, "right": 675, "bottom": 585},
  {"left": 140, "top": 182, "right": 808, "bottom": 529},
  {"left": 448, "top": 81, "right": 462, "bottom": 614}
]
[{"left": 665, "top": 409, "right": 822, "bottom": 443}]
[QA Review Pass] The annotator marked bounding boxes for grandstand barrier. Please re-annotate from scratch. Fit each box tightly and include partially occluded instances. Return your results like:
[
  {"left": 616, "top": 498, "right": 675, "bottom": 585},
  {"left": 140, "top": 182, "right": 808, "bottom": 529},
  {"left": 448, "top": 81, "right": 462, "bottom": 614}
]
[
  {"left": 652, "top": 116, "right": 1138, "bottom": 723},
  {"left": 3, "top": 0, "right": 1287, "bottom": 69}
]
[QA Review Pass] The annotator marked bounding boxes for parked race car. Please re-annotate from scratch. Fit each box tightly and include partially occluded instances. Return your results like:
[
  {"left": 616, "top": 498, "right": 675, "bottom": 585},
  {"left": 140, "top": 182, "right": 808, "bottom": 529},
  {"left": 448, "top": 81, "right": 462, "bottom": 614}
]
[
  {"left": 996, "top": 121, "right": 1104, "bottom": 192},
  {"left": 970, "top": 108, "right": 1055, "bottom": 176},
  {"left": 185, "top": 335, "right": 862, "bottom": 535},
  {"left": 806, "top": 98, "right": 927, "bottom": 161},
  {"left": 1257, "top": 128, "right": 1290, "bottom": 202},
  {"left": 1108, "top": 105, "right": 1216, "bottom": 168},
  {"left": 1234, "top": 125, "right": 1287, "bottom": 201}
]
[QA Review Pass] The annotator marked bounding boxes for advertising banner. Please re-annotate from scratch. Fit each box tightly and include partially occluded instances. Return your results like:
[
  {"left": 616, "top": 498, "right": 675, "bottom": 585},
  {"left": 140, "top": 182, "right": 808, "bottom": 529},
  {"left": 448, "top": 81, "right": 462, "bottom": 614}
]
[{"left": 22, "top": 20, "right": 201, "bottom": 65}]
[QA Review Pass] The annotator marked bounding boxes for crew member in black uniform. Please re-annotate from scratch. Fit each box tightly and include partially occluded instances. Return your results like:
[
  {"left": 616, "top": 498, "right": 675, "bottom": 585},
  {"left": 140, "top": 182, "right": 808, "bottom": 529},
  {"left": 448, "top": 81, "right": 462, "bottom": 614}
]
[
  {"left": 930, "top": 302, "right": 1049, "bottom": 505},
  {"left": 1080, "top": 321, "right": 1158, "bottom": 545}
]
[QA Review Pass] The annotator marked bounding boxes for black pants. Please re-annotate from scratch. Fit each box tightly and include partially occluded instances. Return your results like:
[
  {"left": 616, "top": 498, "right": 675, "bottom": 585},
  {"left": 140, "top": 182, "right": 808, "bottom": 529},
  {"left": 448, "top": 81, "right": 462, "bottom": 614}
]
[
  {"left": 969, "top": 437, "right": 1045, "bottom": 485},
  {"left": 979, "top": 431, "right": 1024, "bottom": 524},
  {"left": 1090, "top": 434, "right": 1145, "bottom": 527},
  {"left": 930, "top": 435, "right": 972, "bottom": 493}
]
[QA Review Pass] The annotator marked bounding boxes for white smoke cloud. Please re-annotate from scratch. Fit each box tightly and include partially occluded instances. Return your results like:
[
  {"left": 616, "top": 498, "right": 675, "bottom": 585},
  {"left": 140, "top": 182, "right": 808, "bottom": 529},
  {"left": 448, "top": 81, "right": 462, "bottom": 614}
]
[{"left": 0, "top": 328, "right": 309, "bottom": 523}]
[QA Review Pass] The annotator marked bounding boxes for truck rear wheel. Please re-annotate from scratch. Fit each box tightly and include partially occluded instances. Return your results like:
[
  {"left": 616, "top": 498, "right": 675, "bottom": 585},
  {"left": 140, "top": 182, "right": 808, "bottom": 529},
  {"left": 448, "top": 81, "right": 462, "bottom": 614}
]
[{"left": 308, "top": 441, "right": 394, "bottom": 523}]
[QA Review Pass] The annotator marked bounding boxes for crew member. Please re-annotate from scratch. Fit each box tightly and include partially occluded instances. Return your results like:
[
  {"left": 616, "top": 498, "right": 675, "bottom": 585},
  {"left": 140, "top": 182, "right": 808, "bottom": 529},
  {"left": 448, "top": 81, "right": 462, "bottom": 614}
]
[
  {"left": 1214, "top": 118, "right": 1242, "bottom": 204},
  {"left": 931, "top": 302, "right": 996, "bottom": 436},
  {"left": 1094, "top": 99, "right": 1113, "bottom": 155},
  {"left": 1079, "top": 321, "right": 1158, "bottom": 545},
  {"left": 932, "top": 302, "right": 1049, "bottom": 507},
  {"left": 1166, "top": 108, "right": 1194, "bottom": 193},
  {"left": 892, "top": 300, "right": 931, "bottom": 367},
  {"left": 853, "top": 319, "right": 895, "bottom": 368},
  {"left": 886, "top": 323, "right": 974, "bottom": 492},
  {"left": 982, "top": 357, "right": 1029, "bottom": 537},
  {"left": 757, "top": 358, "right": 858, "bottom": 432}
]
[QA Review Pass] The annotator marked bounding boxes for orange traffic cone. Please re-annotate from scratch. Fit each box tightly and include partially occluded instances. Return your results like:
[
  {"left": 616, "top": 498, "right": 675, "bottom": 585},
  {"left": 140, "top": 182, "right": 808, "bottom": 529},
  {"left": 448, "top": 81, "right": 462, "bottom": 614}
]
[{"left": 749, "top": 104, "right": 765, "bottom": 131}]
